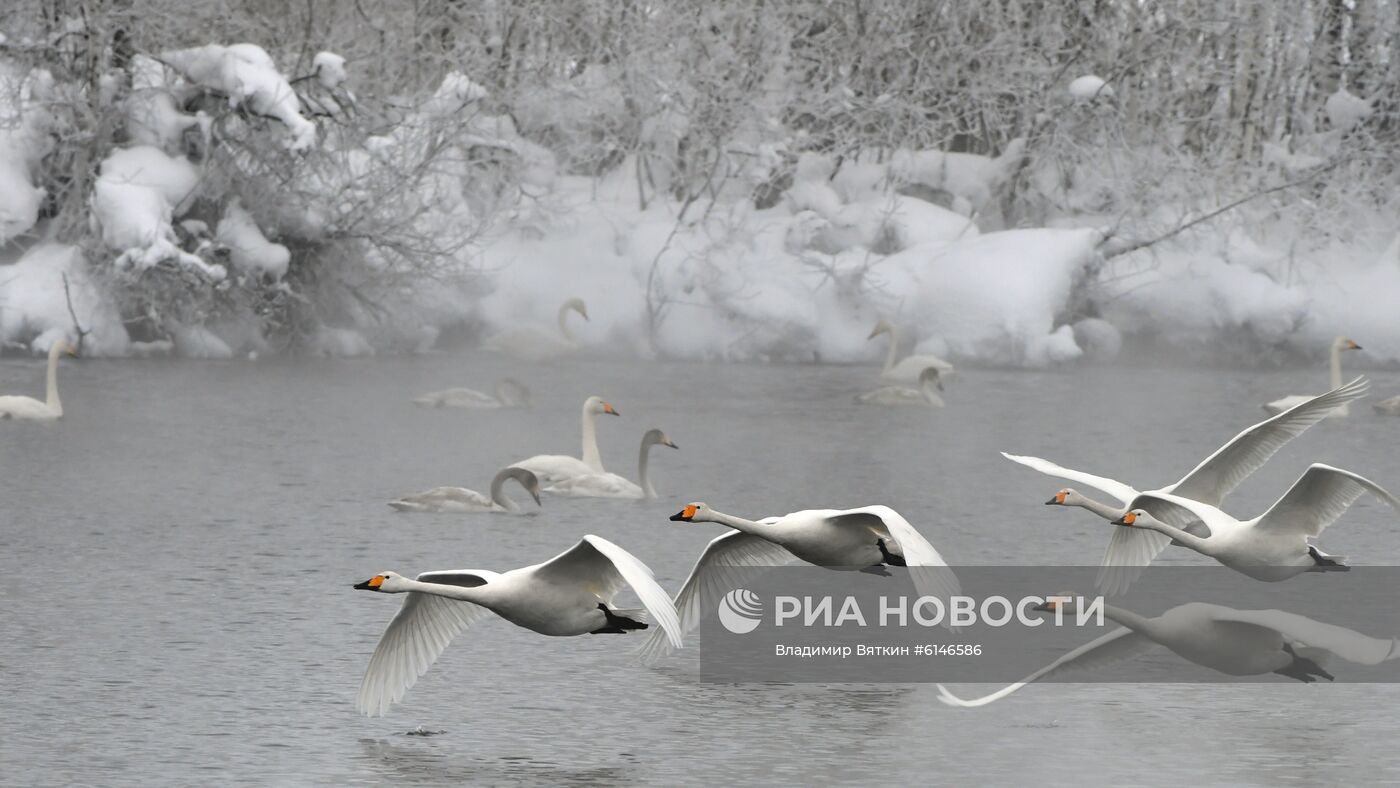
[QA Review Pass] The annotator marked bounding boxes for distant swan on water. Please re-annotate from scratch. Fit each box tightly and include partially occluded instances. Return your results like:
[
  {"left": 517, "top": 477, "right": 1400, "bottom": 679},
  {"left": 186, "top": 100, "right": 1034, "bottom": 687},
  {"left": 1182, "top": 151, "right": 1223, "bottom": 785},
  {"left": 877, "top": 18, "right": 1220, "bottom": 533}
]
[
  {"left": 545, "top": 428, "right": 678, "bottom": 499},
  {"left": 413, "top": 378, "right": 530, "bottom": 409},
  {"left": 482, "top": 297, "right": 589, "bottom": 361},
  {"left": 353, "top": 535, "right": 682, "bottom": 715},
  {"left": 509, "top": 395, "right": 619, "bottom": 486},
  {"left": 388, "top": 467, "right": 542, "bottom": 513},
  {"left": 868, "top": 319, "right": 954, "bottom": 382},
  {"left": 1262, "top": 336, "right": 1362, "bottom": 416},
  {"left": 1010, "top": 376, "right": 1370, "bottom": 593},
  {"left": 936, "top": 596, "right": 1400, "bottom": 707},
  {"left": 0, "top": 339, "right": 78, "bottom": 421},
  {"left": 857, "top": 366, "right": 944, "bottom": 407}
]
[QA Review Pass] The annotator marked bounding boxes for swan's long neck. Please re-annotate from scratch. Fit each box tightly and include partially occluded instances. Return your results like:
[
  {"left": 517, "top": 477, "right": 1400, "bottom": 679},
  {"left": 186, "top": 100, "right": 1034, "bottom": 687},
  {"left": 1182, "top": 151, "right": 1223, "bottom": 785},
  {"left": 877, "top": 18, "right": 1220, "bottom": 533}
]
[
  {"left": 638, "top": 439, "right": 657, "bottom": 499},
  {"left": 580, "top": 405, "right": 605, "bottom": 472},
  {"left": 489, "top": 470, "right": 521, "bottom": 511},
  {"left": 558, "top": 303, "right": 576, "bottom": 342},
  {"left": 403, "top": 578, "right": 493, "bottom": 607},
  {"left": 697, "top": 509, "right": 769, "bottom": 537},
  {"left": 1136, "top": 519, "right": 1212, "bottom": 555},
  {"left": 881, "top": 327, "right": 899, "bottom": 374},
  {"left": 1071, "top": 496, "right": 1124, "bottom": 522},
  {"left": 44, "top": 343, "right": 63, "bottom": 413}
]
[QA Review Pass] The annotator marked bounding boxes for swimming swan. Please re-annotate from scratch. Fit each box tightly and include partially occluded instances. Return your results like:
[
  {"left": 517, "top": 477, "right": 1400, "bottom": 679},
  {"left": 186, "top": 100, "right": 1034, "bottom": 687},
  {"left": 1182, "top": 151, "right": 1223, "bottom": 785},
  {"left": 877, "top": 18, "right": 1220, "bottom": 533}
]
[
  {"left": 388, "top": 467, "right": 542, "bottom": 513},
  {"left": 936, "top": 597, "right": 1400, "bottom": 707},
  {"left": 1262, "top": 337, "right": 1362, "bottom": 416},
  {"left": 413, "top": 378, "right": 531, "bottom": 409},
  {"left": 1120, "top": 463, "right": 1400, "bottom": 581},
  {"left": 868, "top": 319, "right": 954, "bottom": 383},
  {"left": 1011, "top": 376, "right": 1370, "bottom": 593},
  {"left": 857, "top": 366, "right": 944, "bottom": 407},
  {"left": 482, "top": 297, "right": 589, "bottom": 361},
  {"left": 510, "top": 396, "right": 619, "bottom": 485},
  {"left": 545, "top": 428, "right": 678, "bottom": 499},
  {"left": 0, "top": 339, "right": 78, "bottom": 421},
  {"left": 353, "top": 534, "right": 682, "bottom": 715},
  {"left": 636, "top": 503, "right": 961, "bottom": 661}
]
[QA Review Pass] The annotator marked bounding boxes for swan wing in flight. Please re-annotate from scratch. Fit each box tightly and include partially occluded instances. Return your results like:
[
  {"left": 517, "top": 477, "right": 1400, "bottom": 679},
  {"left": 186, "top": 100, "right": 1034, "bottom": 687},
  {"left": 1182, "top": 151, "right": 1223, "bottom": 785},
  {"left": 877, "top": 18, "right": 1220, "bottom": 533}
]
[
  {"left": 936, "top": 628, "right": 1157, "bottom": 707},
  {"left": 357, "top": 570, "right": 500, "bottom": 716},
  {"left": 1001, "top": 452, "right": 1138, "bottom": 505},
  {"left": 531, "top": 535, "right": 682, "bottom": 649},
  {"left": 1251, "top": 463, "right": 1400, "bottom": 539},
  {"left": 824, "top": 506, "right": 962, "bottom": 602},
  {"left": 1168, "top": 376, "right": 1370, "bottom": 506},
  {"left": 634, "top": 532, "right": 795, "bottom": 663}
]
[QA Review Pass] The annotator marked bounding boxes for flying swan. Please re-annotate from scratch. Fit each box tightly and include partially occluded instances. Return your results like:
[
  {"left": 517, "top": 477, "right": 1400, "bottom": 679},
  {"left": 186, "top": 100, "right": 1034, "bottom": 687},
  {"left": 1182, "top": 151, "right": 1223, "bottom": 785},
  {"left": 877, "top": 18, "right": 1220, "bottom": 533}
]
[
  {"left": 1262, "top": 336, "right": 1363, "bottom": 416},
  {"left": 0, "top": 338, "right": 78, "bottom": 421},
  {"left": 509, "top": 395, "right": 620, "bottom": 486},
  {"left": 481, "top": 297, "right": 589, "bottom": 362},
  {"left": 353, "top": 534, "right": 682, "bottom": 716},
  {"left": 936, "top": 597, "right": 1400, "bottom": 707},
  {"left": 1118, "top": 463, "right": 1400, "bottom": 581},
  {"left": 545, "top": 428, "right": 679, "bottom": 499},
  {"left": 1010, "top": 376, "right": 1370, "bottom": 593},
  {"left": 413, "top": 378, "right": 531, "bottom": 409},
  {"left": 857, "top": 366, "right": 944, "bottom": 407},
  {"left": 868, "top": 319, "right": 955, "bottom": 383},
  {"left": 636, "top": 503, "right": 961, "bottom": 661},
  {"left": 387, "top": 467, "right": 542, "bottom": 513}
]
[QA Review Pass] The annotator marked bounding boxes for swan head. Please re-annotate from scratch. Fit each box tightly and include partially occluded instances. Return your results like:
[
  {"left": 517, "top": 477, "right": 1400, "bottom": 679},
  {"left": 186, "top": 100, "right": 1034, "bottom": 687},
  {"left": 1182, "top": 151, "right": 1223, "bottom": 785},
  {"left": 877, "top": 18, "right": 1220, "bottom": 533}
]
[
  {"left": 867, "top": 319, "right": 895, "bottom": 340},
  {"left": 1334, "top": 337, "right": 1362, "bottom": 352},
  {"left": 585, "top": 396, "right": 619, "bottom": 417},
  {"left": 354, "top": 571, "right": 411, "bottom": 593},
  {"left": 669, "top": 502, "right": 710, "bottom": 522},
  {"left": 501, "top": 467, "right": 543, "bottom": 506},
  {"left": 1111, "top": 509, "right": 1154, "bottom": 528},
  {"left": 563, "top": 297, "right": 590, "bottom": 321},
  {"left": 51, "top": 338, "right": 79, "bottom": 357},
  {"left": 1045, "top": 488, "right": 1083, "bottom": 506},
  {"left": 1032, "top": 592, "right": 1081, "bottom": 613},
  {"left": 644, "top": 428, "right": 679, "bottom": 450}
]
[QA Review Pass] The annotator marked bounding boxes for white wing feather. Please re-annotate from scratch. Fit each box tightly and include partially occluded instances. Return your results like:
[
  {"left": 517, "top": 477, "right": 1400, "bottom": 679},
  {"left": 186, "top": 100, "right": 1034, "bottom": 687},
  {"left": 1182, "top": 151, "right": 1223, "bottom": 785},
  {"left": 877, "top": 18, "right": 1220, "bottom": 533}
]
[
  {"left": 534, "top": 536, "right": 683, "bottom": 650},
  {"left": 1252, "top": 463, "right": 1400, "bottom": 538},
  {"left": 1001, "top": 452, "right": 1138, "bottom": 505}
]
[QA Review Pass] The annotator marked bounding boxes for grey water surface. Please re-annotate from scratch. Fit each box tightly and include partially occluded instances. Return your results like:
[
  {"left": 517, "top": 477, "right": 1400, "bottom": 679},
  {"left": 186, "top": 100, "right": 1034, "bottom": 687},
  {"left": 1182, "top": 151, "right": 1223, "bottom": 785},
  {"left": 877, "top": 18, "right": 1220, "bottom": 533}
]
[{"left": 4, "top": 353, "right": 1400, "bottom": 786}]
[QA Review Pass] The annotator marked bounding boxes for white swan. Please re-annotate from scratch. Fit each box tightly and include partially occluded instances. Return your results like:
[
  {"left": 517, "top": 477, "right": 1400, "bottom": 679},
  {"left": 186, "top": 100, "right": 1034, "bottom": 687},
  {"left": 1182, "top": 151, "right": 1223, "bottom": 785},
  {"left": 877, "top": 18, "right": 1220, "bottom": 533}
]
[
  {"left": 510, "top": 396, "right": 619, "bottom": 486},
  {"left": 353, "top": 534, "right": 682, "bottom": 715},
  {"left": 1263, "top": 336, "right": 1362, "bottom": 415},
  {"left": 1011, "top": 375, "right": 1370, "bottom": 593},
  {"left": 857, "top": 366, "right": 944, "bottom": 407},
  {"left": 936, "top": 597, "right": 1400, "bottom": 707},
  {"left": 387, "top": 467, "right": 542, "bottom": 513},
  {"left": 481, "top": 297, "right": 589, "bottom": 362},
  {"left": 1374, "top": 395, "right": 1400, "bottom": 416},
  {"left": 1118, "top": 463, "right": 1400, "bottom": 581},
  {"left": 637, "top": 503, "right": 961, "bottom": 660},
  {"left": 0, "top": 339, "right": 78, "bottom": 421},
  {"left": 869, "top": 319, "right": 954, "bottom": 383},
  {"left": 413, "top": 378, "right": 530, "bottom": 409},
  {"left": 545, "top": 428, "right": 678, "bottom": 499}
]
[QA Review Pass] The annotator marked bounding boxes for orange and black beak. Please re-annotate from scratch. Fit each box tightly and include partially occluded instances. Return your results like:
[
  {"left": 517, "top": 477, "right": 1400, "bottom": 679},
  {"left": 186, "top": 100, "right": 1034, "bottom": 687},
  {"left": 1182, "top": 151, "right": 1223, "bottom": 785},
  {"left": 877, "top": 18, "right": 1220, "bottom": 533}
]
[
  {"left": 669, "top": 504, "right": 698, "bottom": 522},
  {"left": 1348, "top": 340, "right": 1363, "bottom": 351},
  {"left": 602, "top": 402, "right": 619, "bottom": 416},
  {"left": 1111, "top": 512, "right": 1137, "bottom": 527},
  {"left": 1045, "top": 491, "right": 1067, "bottom": 506},
  {"left": 353, "top": 575, "right": 385, "bottom": 591}
]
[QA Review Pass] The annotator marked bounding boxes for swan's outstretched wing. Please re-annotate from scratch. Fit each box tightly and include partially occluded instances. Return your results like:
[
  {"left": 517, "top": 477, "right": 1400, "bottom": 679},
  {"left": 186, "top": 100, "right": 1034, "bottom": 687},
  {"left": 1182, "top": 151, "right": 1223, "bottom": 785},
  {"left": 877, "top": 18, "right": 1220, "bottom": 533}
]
[
  {"left": 1252, "top": 463, "right": 1400, "bottom": 539},
  {"left": 532, "top": 535, "right": 682, "bottom": 649},
  {"left": 634, "top": 532, "right": 795, "bottom": 663},
  {"left": 356, "top": 570, "right": 500, "bottom": 716},
  {"left": 936, "top": 628, "right": 1157, "bottom": 707},
  {"left": 827, "top": 506, "right": 962, "bottom": 602},
  {"left": 1001, "top": 452, "right": 1138, "bottom": 505},
  {"left": 1096, "top": 495, "right": 1208, "bottom": 595},
  {"left": 1169, "top": 377, "right": 1370, "bottom": 506},
  {"left": 1209, "top": 609, "right": 1400, "bottom": 665}
]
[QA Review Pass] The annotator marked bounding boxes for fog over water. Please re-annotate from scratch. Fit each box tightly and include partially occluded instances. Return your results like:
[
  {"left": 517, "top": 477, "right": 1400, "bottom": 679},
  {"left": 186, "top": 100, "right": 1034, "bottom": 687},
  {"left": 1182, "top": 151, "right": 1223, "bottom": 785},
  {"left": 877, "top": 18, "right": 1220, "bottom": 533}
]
[{"left": 5, "top": 353, "right": 1400, "bottom": 786}]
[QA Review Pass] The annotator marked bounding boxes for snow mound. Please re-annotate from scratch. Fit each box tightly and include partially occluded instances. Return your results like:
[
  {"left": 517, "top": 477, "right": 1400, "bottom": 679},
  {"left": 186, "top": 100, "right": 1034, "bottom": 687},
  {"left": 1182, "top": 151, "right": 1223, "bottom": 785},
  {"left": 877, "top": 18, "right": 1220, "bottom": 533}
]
[
  {"left": 160, "top": 44, "right": 316, "bottom": 150},
  {"left": 0, "top": 62, "right": 56, "bottom": 242},
  {"left": 0, "top": 244, "right": 129, "bottom": 356},
  {"left": 1068, "top": 75, "right": 1114, "bottom": 103},
  {"left": 1325, "top": 89, "right": 1372, "bottom": 131},
  {"left": 216, "top": 199, "right": 290, "bottom": 280},
  {"left": 312, "top": 52, "right": 346, "bottom": 89},
  {"left": 889, "top": 139, "right": 1026, "bottom": 219},
  {"left": 90, "top": 147, "right": 225, "bottom": 280},
  {"left": 99, "top": 145, "right": 200, "bottom": 213}
]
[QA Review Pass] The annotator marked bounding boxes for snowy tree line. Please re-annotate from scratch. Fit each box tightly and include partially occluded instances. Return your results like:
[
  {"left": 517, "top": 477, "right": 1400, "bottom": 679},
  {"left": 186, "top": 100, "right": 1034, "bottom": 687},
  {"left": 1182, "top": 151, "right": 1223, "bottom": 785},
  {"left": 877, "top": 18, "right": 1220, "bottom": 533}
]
[{"left": 0, "top": 0, "right": 1396, "bottom": 359}]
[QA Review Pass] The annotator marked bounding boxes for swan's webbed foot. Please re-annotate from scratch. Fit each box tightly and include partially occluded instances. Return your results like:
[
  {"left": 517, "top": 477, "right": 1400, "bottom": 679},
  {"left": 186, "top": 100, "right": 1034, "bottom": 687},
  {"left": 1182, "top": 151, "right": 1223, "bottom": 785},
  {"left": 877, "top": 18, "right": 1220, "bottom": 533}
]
[
  {"left": 1306, "top": 545, "right": 1350, "bottom": 572},
  {"left": 877, "top": 538, "right": 906, "bottom": 567},
  {"left": 591, "top": 603, "right": 649, "bottom": 635},
  {"left": 1275, "top": 643, "right": 1335, "bottom": 683}
]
